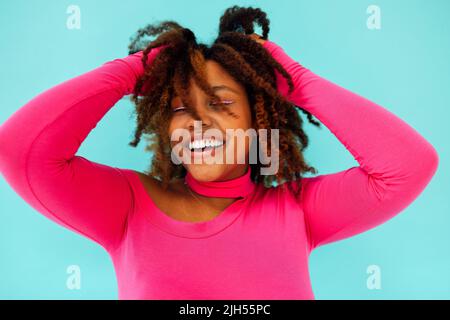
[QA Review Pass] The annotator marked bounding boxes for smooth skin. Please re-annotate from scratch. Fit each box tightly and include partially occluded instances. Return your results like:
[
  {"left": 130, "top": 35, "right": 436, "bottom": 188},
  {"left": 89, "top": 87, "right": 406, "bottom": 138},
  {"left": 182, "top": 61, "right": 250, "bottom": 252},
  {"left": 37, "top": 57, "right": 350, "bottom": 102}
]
[{"left": 135, "top": 33, "right": 265, "bottom": 222}]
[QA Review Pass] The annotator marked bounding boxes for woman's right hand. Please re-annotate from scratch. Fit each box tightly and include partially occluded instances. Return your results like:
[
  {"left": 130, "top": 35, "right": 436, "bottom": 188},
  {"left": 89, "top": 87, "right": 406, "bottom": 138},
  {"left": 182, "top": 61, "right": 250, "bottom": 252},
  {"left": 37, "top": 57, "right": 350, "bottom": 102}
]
[{"left": 135, "top": 44, "right": 173, "bottom": 96}]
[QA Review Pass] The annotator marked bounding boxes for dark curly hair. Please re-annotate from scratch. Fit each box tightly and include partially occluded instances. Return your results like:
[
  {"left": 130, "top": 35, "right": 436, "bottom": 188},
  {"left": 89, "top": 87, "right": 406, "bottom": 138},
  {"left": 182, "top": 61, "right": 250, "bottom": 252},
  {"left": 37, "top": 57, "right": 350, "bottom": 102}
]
[{"left": 126, "top": 5, "right": 321, "bottom": 198}]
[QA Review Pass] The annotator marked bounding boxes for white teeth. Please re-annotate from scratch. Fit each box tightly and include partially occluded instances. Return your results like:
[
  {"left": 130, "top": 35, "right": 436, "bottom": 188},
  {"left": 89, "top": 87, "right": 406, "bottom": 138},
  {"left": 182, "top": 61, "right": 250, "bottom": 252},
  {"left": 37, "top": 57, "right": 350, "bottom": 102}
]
[
  {"left": 188, "top": 138, "right": 224, "bottom": 150},
  {"left": 212, "top": 139, "right": 224, "bottom": 148}
]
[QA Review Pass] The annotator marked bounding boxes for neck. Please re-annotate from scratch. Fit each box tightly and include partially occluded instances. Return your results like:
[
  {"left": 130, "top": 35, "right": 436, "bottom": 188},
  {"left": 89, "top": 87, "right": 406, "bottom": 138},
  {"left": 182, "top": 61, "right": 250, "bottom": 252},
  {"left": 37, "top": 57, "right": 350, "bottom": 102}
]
[{"left": 184, "top": 166, "right": 256, "bottom": 198}]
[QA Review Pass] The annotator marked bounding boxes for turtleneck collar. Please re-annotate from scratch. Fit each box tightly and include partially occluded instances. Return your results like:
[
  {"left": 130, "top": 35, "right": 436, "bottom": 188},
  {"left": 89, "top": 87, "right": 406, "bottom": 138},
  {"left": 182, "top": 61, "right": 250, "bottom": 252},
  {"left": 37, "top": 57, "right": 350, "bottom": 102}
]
[{"left": 184, "top": 166, "right": 256, "bottom": 198}]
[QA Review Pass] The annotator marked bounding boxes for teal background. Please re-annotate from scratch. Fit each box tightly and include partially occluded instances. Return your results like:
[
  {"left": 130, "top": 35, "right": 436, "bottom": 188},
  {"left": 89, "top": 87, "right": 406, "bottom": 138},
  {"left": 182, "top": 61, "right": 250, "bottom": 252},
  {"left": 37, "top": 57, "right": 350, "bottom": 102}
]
[{"left": 0, "top": 0, "right": 448, "bottom": 299}]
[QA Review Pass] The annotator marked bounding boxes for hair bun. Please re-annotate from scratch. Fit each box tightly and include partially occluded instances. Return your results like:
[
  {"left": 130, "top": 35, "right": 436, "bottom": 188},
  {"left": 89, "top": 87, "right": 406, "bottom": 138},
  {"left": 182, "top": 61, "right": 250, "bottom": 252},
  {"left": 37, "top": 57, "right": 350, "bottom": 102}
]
[
  {"left": 181, "top": 28, "right": 197, "bottom": 44},
  {"left": 218, "top": 5, "right": 270, "bottom": 39}
]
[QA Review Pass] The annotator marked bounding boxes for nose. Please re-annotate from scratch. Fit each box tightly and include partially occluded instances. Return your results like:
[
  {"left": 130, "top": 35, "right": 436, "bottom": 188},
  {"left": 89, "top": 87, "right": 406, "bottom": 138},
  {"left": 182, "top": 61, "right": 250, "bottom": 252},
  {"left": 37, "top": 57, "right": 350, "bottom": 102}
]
[{"left": 186, "top": 107, "right": 213, "bottom": 133}]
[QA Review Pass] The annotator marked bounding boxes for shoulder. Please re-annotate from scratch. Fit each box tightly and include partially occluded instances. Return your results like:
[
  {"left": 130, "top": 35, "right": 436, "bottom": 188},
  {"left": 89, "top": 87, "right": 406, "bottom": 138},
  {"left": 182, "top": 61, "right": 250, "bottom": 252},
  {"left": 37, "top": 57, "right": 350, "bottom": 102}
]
[
  {"left": 131, "top": 170, "right": 186, "bottom": 195},
  {"left": 268, "top": 178, "right": 306, "bottom": 202},
  {"left": 131, "top": 170, "right": 161, "bottom": 189}
]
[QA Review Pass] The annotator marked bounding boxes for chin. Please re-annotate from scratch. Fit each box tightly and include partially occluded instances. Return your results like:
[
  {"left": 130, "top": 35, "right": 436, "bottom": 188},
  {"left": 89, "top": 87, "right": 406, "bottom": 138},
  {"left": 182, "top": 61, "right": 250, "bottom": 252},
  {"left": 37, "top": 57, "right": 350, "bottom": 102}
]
[{"left": 184, "top": 164, "right": 230, "bottom": 182}]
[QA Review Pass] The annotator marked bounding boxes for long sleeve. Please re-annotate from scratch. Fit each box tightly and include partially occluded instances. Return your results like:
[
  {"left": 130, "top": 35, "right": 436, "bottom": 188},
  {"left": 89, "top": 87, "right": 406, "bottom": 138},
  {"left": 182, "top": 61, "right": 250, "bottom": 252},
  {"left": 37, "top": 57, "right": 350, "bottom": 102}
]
[
  {"left": 0, "top": 46, "right": 166, "bottom": 252},
  {"left": 262, "top": 40, "right": 439, "bottom": 251}
]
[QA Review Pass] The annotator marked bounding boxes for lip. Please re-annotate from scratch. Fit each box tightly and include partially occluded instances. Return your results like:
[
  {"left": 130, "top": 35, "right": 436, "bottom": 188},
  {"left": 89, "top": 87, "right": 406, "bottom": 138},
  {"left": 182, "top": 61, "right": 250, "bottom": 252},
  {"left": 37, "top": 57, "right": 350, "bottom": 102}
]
[{"left": 190, "top": 141, "right": 226, "bottom": 160}]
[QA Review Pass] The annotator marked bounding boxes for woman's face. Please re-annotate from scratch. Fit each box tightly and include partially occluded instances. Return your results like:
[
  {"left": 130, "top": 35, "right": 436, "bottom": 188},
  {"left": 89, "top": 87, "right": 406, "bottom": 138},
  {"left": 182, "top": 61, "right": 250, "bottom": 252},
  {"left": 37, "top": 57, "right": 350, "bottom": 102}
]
[{"left": 168, "top": 59, "right": 254, "bottom": 182}]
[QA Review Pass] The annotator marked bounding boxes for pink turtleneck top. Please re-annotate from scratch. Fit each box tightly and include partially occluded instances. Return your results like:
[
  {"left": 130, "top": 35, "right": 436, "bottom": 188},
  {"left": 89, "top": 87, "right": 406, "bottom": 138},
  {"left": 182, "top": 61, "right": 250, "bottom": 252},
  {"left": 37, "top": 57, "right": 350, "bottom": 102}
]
[{"left": 0, "top": 40, "right": 439, "bottom": 299}]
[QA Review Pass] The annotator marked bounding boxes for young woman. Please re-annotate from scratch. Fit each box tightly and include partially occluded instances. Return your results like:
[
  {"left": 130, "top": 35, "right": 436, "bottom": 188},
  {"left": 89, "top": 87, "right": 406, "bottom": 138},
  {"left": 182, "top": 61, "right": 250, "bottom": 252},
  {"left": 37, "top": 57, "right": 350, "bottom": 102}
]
[{"left": 0, "top": 6, "right": 439, "bottom": 299}]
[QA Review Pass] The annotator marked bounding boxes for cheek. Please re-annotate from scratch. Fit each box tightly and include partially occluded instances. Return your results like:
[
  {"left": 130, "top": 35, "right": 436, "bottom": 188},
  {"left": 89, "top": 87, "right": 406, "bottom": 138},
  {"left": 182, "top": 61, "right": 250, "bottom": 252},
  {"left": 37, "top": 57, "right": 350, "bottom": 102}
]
[
  {"left": 227, "top": 108, "right": 255, "bottom": 157},
  {"left": 167, "top": 118, "right": 185, "bottom": 148},
  {"left": 241, "top": 102, "right": 254, "bottom": 128},
  {"left": 228, "top": 102, "right": 253, "bottom": 129},
  {"left": 168, "top": 117, "right": 183, "bottom": 136}
]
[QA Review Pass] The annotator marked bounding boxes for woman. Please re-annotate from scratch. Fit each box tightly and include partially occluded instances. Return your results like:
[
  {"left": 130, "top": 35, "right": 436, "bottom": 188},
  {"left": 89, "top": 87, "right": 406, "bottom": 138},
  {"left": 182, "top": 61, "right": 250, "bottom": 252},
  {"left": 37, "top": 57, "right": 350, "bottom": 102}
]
[{"left": 0, "top": 6, "right": 439, "bottom": 299}]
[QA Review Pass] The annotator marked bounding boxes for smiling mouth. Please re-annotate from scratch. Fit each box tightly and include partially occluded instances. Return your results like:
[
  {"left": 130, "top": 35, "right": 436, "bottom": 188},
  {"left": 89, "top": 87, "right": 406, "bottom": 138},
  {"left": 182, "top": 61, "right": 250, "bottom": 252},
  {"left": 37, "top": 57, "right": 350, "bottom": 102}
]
[{"left": 189, "top": 139, "right": 225, "bottom": 152}]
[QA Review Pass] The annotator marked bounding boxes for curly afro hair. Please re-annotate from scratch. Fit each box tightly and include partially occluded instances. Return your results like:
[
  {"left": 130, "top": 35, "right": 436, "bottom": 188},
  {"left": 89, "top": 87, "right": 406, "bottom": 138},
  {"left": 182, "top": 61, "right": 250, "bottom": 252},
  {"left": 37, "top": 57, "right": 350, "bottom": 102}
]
[{"left": 126, "top": 5, "right": 321, "bottom": 198}]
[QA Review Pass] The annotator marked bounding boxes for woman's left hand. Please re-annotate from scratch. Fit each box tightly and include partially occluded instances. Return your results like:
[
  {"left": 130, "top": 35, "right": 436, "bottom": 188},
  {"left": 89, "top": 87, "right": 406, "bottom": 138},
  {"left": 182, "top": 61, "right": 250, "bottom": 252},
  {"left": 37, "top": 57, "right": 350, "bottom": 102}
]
[{"left": 248, "top": 33, "right": 266, "bottom": 45}]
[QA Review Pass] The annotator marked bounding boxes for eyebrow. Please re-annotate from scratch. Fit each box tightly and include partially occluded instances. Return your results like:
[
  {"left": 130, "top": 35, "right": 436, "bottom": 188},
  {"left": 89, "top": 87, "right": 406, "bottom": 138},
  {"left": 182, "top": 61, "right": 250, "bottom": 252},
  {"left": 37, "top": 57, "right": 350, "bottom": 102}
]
[
  {"left": 171, "top": 85, "right": 240, "bottom": 106},
  {"left": 212, "top": 85, "right": 240, "bottom": 95}
]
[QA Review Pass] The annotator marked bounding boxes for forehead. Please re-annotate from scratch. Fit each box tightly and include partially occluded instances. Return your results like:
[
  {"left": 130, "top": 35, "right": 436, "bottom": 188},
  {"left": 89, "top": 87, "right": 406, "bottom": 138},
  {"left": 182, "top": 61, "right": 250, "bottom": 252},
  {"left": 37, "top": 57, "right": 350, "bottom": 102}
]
[
  {"left": 184, "top": 60, "right": 243, "bottom": 95},
  {"left": 204, "top": 59, "right": 234, "bottom": 82}
]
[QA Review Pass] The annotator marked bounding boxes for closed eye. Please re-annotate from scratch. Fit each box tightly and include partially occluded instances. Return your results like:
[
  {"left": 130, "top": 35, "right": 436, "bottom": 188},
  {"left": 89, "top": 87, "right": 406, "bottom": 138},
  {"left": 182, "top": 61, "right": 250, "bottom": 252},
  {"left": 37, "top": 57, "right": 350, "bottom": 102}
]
[
  {"left": 172, "top": 106, "right": 186, "bottom": 113},
  {"left": 210, "top": 100, "right": 234, "bottom": 107},
  {"left": 172, "top": 100, "right": 234, "bottom": 113}
]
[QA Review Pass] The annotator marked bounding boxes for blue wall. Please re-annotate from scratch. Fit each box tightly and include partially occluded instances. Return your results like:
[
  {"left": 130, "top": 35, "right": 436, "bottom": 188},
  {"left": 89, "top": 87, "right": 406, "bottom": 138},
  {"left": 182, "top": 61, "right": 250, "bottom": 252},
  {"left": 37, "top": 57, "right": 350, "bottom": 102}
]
[{"left": 0, "top": 0, "right": 448, "bottom": 299}]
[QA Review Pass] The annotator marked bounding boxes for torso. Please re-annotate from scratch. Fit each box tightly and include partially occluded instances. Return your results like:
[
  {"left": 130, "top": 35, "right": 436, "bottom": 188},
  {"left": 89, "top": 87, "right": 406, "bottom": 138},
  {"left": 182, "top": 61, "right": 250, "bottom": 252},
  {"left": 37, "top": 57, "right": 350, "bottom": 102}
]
[{"left": 133, "top": 171, "right": 241, "bottom": 223}]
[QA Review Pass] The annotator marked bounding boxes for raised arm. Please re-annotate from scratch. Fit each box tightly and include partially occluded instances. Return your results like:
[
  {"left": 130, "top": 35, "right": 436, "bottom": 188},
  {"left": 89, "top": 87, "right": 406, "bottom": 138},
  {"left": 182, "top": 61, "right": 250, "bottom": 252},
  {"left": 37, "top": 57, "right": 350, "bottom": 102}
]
[
  {"left": 0, "top": 46, "right": 167, "bottom": 252},
  {"left": 262, "top": 40, "right": 439, "bottom": 251}
]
